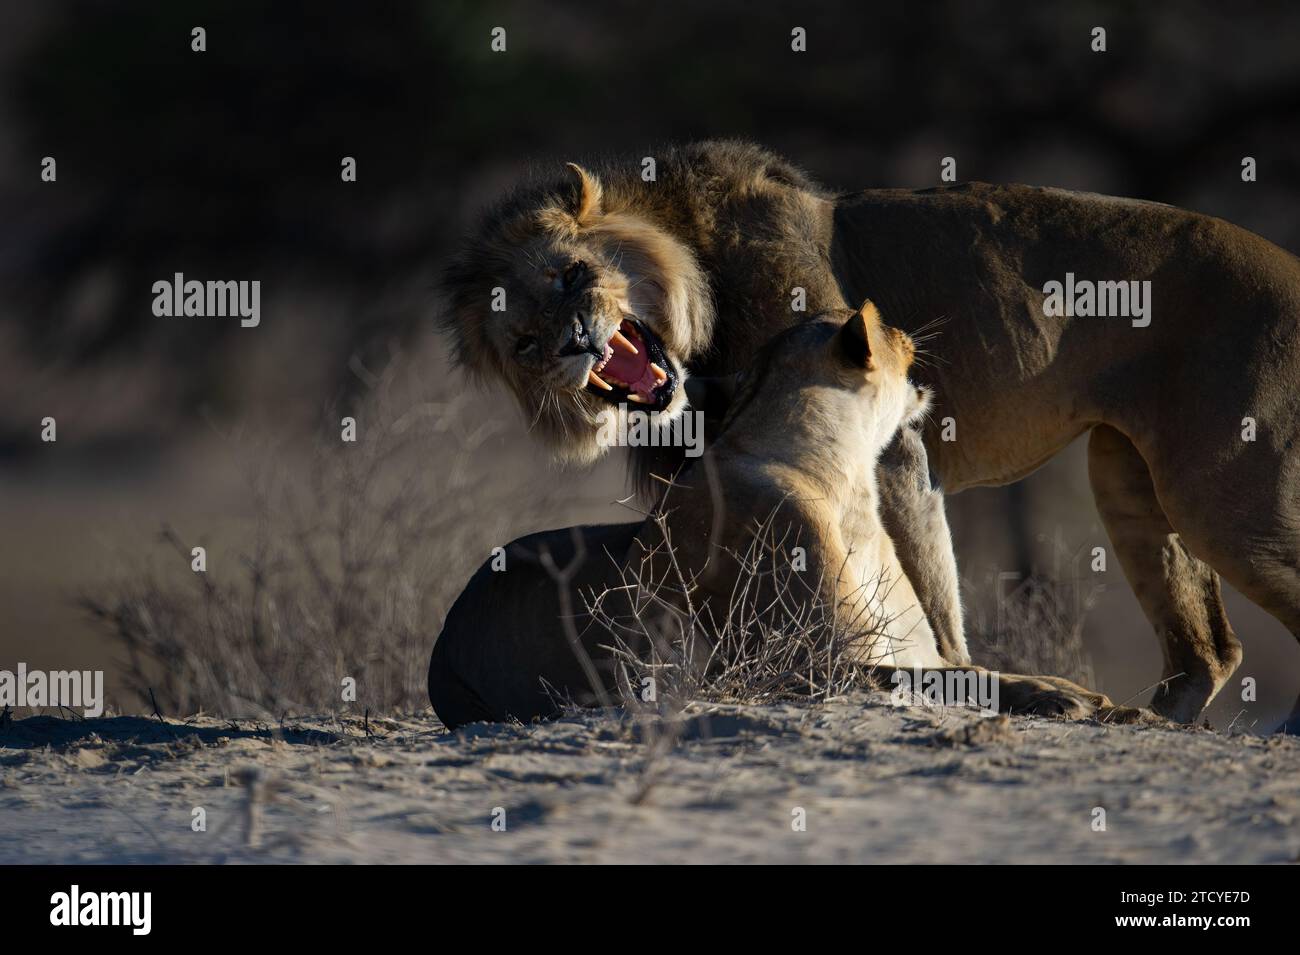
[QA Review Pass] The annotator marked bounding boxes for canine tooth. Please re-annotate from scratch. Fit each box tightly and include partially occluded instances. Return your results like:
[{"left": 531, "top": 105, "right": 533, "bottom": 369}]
[
  {"left": 626, "top": 393, "right": 650, "bottom": 404},
  {"left": 650, "top": 362, "right": 668, "bottom": 382},
  {"left": 610, "top": 330, "right": 638, "bottom": 355},
  {"left": 588, "top": 370, "right": 613, "bottom": 391}
]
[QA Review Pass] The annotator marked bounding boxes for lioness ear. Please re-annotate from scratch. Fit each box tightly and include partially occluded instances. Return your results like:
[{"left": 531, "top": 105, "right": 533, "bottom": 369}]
[
  {"left": 837, "top": 301, "right": 877, "bottom": 369},
  {"left": 564, "top": 162, "right": 603, "bottom": 225}
]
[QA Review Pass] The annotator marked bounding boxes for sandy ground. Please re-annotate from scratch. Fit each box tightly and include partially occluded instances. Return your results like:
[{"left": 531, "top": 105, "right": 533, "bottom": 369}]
[{"left": 3, "top": 695, "right": 1299, "bottom": 864}]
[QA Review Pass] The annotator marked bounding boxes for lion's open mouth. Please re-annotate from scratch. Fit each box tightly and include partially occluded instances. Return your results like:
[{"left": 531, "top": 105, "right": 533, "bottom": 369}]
[{"left": 585, "top": 318, "right": 678, "bottom": 412}]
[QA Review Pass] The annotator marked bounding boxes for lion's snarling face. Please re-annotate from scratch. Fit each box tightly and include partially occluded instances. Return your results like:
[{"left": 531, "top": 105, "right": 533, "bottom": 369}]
[{"left": 441, "top": 163, "right": 714, "bottom": 464}]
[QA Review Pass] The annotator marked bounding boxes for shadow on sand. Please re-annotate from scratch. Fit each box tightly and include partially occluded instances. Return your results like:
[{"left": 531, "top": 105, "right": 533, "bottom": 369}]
[{"left": 0, "top": 712, "right": 343, "bottom": 750}]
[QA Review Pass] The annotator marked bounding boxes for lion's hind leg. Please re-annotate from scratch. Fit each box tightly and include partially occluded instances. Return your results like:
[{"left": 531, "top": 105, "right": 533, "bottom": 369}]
[
  {"left": 1141, "top": 426, "right": 1300, "bottom": 733},
  {"left": 1087, "top": 424, "right": 1242, "bottom": 723}
]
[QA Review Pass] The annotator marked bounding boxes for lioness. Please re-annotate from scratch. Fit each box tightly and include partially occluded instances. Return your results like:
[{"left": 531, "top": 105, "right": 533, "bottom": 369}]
[
  {"left": 442, "top": 141, "right": 1300, "bottom": 726},
  {"left": 429, "top": 304, "right": 1117, "bottom": 728},
  {"left": 633, "top": 302, "right": 947, "bottom": 668}
]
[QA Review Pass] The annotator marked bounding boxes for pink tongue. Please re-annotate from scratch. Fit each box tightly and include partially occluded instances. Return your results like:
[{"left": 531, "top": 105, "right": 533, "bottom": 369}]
[{"left": 604, "top": 347, "right": 656, "bottom": 399}]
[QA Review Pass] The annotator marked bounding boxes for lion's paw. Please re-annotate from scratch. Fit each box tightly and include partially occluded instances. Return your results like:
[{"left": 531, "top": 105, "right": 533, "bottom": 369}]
[
  {"left": 1095, "top": 704, "right": 1176, "bottom": 728},
  {"left": 1016, "top": 688, "right": 1096, "bottom": 720},
  {"left": 997, "top": 675, "right": 1098, "bottom": 720}
]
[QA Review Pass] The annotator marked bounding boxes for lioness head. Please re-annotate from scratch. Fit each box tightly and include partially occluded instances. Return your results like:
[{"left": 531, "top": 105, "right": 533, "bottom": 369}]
[
  {"left": 724, "top": 301, "right": 931, "bottom": 461},
  {"left": 441, "top": 163, "right": 714, "bottom": 464}
]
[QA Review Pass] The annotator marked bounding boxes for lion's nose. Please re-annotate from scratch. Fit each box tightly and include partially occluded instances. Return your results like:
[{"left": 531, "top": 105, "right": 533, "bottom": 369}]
[{"left": 557, "top": 313, "right": 599, "bottom": 358}]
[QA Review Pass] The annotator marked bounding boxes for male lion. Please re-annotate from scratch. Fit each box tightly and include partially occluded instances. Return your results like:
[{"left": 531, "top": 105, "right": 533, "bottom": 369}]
[
  {"left": 429, "top": 304, "right": 1120, "bottom": 728},
  {"left": 442, "top": 140, "right": 1300, "bottom": 726}
]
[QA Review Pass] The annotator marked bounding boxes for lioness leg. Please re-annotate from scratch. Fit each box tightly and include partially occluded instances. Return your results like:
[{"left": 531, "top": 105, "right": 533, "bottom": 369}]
[
  {"left": 876, "top": 425, "right": 969, "bottom": 665},
  {"left": 1087, "top": 425, "right": 1241, "bottom": 722}
]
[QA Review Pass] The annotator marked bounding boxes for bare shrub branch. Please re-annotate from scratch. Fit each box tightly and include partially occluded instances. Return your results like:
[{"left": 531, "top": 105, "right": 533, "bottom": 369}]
[{"left": 82, "top": 350, "right": 559, "bottom": 716}]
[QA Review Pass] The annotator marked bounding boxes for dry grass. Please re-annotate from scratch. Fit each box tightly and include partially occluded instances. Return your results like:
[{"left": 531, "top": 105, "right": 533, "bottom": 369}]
[
  {"left": 80, "top": 350, "right": 556, "bottom": 717},
  {"left": 79, "top": 348, "right": 1098, "bottom": 728},
  {"left": 962, "top": 531, "right": 1102, "bottom": 688},
  {"left": 548, "top": 482, "right": 906, "bottom": 804},
  {"left": 582, "top": 488, "right": 900, "bottom": 715}
]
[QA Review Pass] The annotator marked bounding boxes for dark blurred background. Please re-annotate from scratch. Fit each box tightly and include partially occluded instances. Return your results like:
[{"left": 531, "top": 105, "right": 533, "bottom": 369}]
[{"left": 3, "top": 0, "right": 1299, "bottom": 725}]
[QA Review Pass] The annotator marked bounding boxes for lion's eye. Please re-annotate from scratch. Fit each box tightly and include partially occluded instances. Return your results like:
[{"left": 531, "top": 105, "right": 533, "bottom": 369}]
[
  {"left": 560, "top": 260, "right": 587, "bottom": 291},
  {"left": 515, "top": 335, "right": 539, "bottom": 356}
]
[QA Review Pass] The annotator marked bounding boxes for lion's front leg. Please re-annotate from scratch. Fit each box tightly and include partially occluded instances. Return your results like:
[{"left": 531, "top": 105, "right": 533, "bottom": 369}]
[
  {"left": 876, "top": 425, "right": 968, "bottom": 665},
  {"left": 997, "top": 672, "right": 1170, "bottom": 724},
  {"left": 1027, "top": 674, "right": 1170, "bottom": 725}
]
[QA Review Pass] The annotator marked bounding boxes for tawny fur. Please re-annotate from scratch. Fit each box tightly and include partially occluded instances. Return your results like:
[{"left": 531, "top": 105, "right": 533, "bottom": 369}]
[
  {"left": 428, "top": 305, "right": 1126, "bottom": 727},
  {"left": 631, "top": 305, "right": 944, "bottom": 666},
  {"left": 443, "top": 140, "right": 1300, "bottom": 725}
]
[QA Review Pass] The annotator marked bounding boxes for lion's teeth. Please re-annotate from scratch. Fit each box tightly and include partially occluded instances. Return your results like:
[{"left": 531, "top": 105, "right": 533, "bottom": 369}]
[
  {"left": 650, "top": 362, "right": 668, "bottom": 382},
  {"left": 610, "top": 330, "right": 638, "bottom": 355},
  {"left": 588, "top": 370, "right": 613, "bottom": 391},
  {"left": 626, "top": 393, "right": 650, "bottom": 404}
]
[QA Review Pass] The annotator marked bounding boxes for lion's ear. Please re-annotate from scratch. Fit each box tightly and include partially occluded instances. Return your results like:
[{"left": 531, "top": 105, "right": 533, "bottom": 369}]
[
  {"left": 837, "top": 301, "right": 877, "bottom": 369},
  {"left": 565, "top": 162, "right": 603, "bottom": 224}
]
